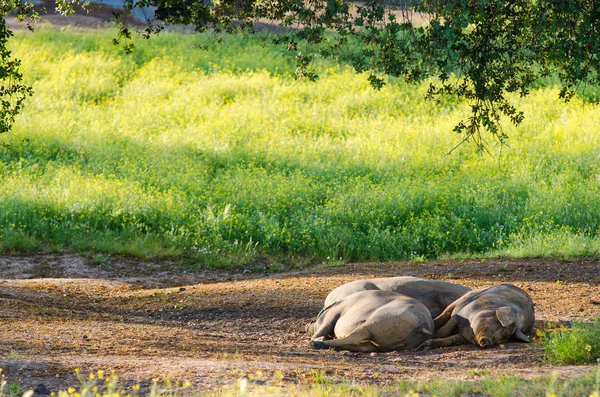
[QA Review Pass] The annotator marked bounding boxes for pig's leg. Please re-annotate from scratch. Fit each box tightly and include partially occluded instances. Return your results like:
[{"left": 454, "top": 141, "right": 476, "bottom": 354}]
[
  {"left": 417, "top": 333, "right": 468, "bottom": 350},
  {"left": 310, "top": 313, "right": 340, "bottom": 340},
  {"left": 433, "top": 302, "right": 457, "bottom": 329},
  {"left": 314, "top": 327, "right": 377, "bottom": 352},
  {"left": 434, "top": 315, "right": 459, "bottom": 338}
]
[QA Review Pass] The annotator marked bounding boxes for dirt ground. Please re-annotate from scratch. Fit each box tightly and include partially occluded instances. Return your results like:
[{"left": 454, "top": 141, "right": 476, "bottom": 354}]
[{"left": 1, "top": 254, "right": 599, "bottom": 394}]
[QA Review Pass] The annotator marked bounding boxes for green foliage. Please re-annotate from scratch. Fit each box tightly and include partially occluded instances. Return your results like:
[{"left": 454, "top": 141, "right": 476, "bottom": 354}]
[
  {"left": 0, "top": 0, "right": 37, "bottom": 134},
  {"left": 2, "top": 29, "right": 600, "bottom": 266},
  {"left": 542, "top": 320, "right": 600, "bottom": 365},
  {"left": 0, "top": 18, "right": 33, "bottom": 133}
]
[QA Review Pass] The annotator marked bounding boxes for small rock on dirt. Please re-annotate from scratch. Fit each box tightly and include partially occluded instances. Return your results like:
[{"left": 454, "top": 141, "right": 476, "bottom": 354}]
[{"left": 34, "top": 384, "right": 51, "bottom": 395}]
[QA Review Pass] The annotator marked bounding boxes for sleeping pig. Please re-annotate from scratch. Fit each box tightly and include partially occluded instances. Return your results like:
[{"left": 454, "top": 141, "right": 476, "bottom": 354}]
[
  {"left": 310, "top": 290, "right": 434, "bottom": 352},
  {"left": 321, "top": 276, "right": 471, "bottom": 318},
  {"left": 419, "top": 284, "right": 534, "bottom": 349}
]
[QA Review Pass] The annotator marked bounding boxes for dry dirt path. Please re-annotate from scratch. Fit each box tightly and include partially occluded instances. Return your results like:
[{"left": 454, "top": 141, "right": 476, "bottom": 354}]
[{"left": 1, "top": 254, "right": 600, "bottom": 394}]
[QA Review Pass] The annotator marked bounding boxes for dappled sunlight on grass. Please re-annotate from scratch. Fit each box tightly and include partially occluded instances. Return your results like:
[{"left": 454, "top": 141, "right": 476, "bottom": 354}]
[{"left": 2, "top": 27, "right": 600, "bottom": 265}]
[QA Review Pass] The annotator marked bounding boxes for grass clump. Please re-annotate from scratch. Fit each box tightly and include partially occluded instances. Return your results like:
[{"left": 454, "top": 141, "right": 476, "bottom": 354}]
[{"left": 542, "top": 320, "right": 600, "bottom": 365}]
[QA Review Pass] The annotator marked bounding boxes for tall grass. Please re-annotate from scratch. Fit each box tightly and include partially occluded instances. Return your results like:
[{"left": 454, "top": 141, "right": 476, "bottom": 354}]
[{"left": 2, "top": 27, "right": 600, "bottom": 266}]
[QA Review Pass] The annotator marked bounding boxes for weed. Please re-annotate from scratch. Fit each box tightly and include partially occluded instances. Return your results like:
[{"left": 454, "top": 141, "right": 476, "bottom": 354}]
[
  {"left": 88, "top": 254, "right": 110, "bottom": 266},
  {"left": 7, "top": 383, "right": 24, "bottom": 397},
  {"left": 308, "top": 369, "right": 331, "bottom": 385},
  {"left": 542, "top": 320, "right": 600, "bottom": 365},
  {"left": 469, "top": 368, "right": 490, "bottom": 377}
]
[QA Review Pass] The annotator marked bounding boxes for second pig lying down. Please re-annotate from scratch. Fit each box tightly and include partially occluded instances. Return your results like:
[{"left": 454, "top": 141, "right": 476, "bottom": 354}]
[
  {"left": 419, "top": 284, "right": 535, "bottom": 349},
  {"left": 309, "top": 290, "right": 434, "bottom": 352},
  {"left": 322, "top": 276, "right": 471, "bottom": 318}
]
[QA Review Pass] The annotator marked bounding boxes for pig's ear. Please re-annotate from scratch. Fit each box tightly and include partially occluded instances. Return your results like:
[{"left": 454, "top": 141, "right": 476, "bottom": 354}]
[{"left": 496, "top": 306, "right": 516, "bottom": 327}]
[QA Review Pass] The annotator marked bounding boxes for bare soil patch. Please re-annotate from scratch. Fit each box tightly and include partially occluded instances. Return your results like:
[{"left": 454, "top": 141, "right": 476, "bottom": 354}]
[{"left": 1, "top": 254, "right": 599, "bottom": 394}]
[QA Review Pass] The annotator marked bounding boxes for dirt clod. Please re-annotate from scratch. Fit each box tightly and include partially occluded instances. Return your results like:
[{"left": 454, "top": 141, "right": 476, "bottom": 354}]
[{"left": 34, "top": 383, "right": 51, "bottom": 395}]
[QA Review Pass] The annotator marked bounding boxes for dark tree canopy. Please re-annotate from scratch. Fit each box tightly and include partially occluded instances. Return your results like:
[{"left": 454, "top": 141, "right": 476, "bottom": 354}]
[{"left": 1, "top": 0, "right": 599, "bottom": 149}]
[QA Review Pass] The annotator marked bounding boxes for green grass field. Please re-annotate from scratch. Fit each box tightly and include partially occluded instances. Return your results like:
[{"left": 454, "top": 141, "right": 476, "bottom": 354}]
[{"left": 2, "top": 27, "right": 600, "bottom": 267}]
